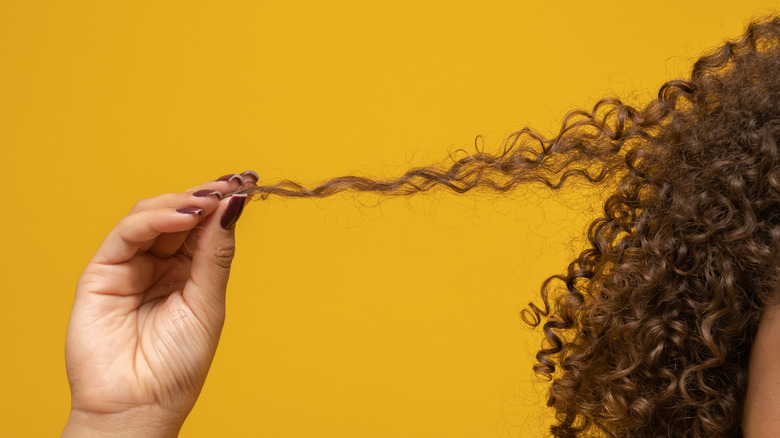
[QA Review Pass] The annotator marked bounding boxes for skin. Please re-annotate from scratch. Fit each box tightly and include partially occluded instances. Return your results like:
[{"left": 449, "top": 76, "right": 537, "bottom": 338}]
[
  {"left": 742, "top": 281, "right": 780, "bottom": 437},
  {"left": 62, "top": 175, "right": 251, "bottom": 437}
]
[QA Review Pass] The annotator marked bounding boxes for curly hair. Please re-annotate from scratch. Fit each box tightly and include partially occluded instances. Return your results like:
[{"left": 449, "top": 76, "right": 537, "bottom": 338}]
[{"left": 240, "top": 16, "right": 780, "bottom": 437}]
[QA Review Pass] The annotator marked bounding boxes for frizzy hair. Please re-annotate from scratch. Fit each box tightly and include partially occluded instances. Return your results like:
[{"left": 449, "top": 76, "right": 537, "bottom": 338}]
[{"left": 241, "top": 16, "right": 780, "bottom": 437}]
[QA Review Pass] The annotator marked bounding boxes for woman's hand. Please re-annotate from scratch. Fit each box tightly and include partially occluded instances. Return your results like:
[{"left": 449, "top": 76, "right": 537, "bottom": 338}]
[{"left": 62, "top": 172, "right": 256, "bottom": 438}]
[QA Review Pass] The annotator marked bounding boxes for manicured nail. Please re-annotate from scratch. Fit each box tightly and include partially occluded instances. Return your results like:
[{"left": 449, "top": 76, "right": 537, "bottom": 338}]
[
  {"left": 216, "top": 174, "right": 245, "bottom": 184},
  {"left": 193, "top": 189, "right": 224, "bottom": 199},
  {"left": 177, "top": 206, "right": 204, "bottom": 216},
  {"left": 241, "top": 170, "right": 259, "bottom": 183},
  {"left": 221, "top": 194, "right": 247, "bottom": 230}
]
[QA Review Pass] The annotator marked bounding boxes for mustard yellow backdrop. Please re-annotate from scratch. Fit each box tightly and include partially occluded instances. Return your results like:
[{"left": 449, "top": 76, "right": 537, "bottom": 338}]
[{"left": 1, "top": 1, "right": 776, "bottom": 436}]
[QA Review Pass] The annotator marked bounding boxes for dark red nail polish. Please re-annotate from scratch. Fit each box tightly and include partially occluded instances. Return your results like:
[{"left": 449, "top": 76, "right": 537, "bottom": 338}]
[
  {"left": 177, "top": 207, "right": 204, "bottom": 216},
  {"left": 216, "top": 174, "right": 245, "bottom": 184},
  {"left": 221, "top": 194, "right": 247, "bottom": 230},
  {"left": 241, "top": 170, "right": 259, "bottom": 183},
  {"left": 193, "top": 189, "right": 223, "bottom": 199}
]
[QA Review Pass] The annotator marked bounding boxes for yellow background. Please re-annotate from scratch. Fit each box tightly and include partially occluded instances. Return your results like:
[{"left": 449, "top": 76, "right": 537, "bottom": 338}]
[{"left": 1, "top": 1, "right": 776, "bottom": 436}]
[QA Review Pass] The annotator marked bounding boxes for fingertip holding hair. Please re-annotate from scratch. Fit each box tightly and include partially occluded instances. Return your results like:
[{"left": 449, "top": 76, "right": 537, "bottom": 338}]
[{"left": 220, "top": 194, "right": 247, "bottom": 230}]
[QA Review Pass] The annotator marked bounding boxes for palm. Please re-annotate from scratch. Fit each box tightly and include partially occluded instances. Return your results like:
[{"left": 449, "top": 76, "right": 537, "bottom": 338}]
[{"left": 67, "top": 246, "right": 221, "bottom": 416}]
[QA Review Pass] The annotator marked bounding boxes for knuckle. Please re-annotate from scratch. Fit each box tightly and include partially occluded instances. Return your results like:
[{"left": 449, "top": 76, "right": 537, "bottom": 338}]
[
  {"left": 116, "top": 215, "right": 133, "bottom": 231},
  {"left": 212, "top": 243, "right": 236, "bottom": 270},
  {"left": 129, "top": 198, "right": 150, "bottom": 213}
]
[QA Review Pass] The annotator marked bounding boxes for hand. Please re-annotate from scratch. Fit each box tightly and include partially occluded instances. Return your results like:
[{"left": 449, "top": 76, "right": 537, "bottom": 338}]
[{"left": 62, "top": 172, "right": 256, "bottom": 438}]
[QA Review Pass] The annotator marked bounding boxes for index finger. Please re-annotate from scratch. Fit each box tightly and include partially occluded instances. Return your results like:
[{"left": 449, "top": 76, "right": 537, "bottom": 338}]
[{"left": 92, "top": 207, "right": 205, "bottom": 265}]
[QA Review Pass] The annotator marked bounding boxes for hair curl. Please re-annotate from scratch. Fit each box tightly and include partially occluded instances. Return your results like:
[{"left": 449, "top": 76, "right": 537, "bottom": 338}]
[{"left": 241, "top": 16, "right": 780, "bottom": 437}]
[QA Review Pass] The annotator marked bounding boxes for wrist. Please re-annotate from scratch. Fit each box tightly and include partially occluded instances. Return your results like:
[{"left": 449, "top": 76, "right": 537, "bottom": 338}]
[{"left": 62, "top": 406, "right": 184, "bottom": 438}]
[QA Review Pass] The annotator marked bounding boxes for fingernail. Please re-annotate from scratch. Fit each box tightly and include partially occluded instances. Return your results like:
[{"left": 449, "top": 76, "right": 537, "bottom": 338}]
[
  {"left": 216, "top": 174, "right": 245, "bottom": 184},
  {"left": 177, "top": 206, "right": 204, "bottom": 216},
  {"left": 221, "top": 194, "right": 247, "bottom": 230},
  {"left": 193, "top": 189, "right": 224, "bottom": 199},
  {"left": 241, "top": 170, "right": 259, "bottom": 183}
]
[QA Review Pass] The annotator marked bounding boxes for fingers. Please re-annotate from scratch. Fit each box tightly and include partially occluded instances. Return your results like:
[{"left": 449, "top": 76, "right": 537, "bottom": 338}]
[
  {"left": 92, "top": 206, "right": 210, "bottom": 265},
  {"left": 146, "top": 230, "right": 190, "bottom": 259},
  {"left": 92, "top": 172, "right": 258, "bottom": 266},
  {"left": 182, "top": 193, "right": 248, "bottom": 320},
  {"left": 146, "top": 171, "right": 258, "bottom": 258},
  {"left": 129, "top": 171, "right": 257, "bottom": 214}
]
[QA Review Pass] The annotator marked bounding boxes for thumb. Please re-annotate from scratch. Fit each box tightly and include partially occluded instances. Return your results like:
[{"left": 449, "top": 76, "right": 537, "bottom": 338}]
[{"left": 184, "top": 193, "right": 248, "bottom": 322}]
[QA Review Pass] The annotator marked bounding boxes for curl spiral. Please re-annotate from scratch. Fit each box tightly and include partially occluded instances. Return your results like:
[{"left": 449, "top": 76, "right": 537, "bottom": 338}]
[{"left": 243, "top": 16, "right": 780, "bottom": 437}]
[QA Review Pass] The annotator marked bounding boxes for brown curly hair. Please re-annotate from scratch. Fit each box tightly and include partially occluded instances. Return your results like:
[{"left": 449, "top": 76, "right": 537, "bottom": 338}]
[{"left": 240, "top": 16, "right": 780, "bottom": 437}]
